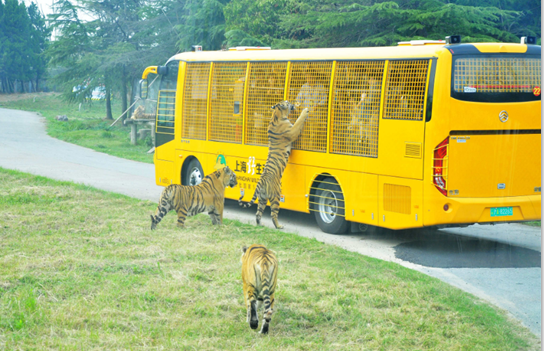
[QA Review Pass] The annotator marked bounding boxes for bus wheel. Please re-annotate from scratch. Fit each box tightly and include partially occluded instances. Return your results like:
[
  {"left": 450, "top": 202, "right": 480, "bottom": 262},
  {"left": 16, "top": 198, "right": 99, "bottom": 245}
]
[
  {"left": 184, "top": 158, "right": 204, "bottom": 186},
  {"left": 313, "top": 177, "right": 350, "bottom": 234}
]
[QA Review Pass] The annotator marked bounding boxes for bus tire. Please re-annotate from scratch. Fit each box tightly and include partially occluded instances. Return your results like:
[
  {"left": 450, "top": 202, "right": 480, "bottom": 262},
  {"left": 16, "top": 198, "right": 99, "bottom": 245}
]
[
  {"left": 184, "top": 158, "right": 204, "bottom": 186},
  {"left": 313, "top": 177, "right": 350, "bottom": 234}
]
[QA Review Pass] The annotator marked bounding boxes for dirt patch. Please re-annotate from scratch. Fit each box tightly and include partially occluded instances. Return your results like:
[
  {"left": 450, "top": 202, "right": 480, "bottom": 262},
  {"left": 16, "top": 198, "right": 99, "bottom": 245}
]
[{"left": 0, "top": 92, "right": 58, "bottom": 103}]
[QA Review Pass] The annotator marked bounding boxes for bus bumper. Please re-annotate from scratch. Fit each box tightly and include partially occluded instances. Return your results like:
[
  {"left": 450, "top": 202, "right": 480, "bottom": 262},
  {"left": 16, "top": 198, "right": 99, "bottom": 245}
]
[{"left": 423, "top": 194, "right": 541, "bottom": 227}]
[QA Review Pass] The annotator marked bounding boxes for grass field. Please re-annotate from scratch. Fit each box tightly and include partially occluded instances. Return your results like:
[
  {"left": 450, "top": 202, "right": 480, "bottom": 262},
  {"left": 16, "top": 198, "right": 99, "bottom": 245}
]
[
  {"left": 0, "top": 167, "right": 539, "bottom": 350},
  {"left": 0, "top": 93, "right": 154, "bottom": 164}
]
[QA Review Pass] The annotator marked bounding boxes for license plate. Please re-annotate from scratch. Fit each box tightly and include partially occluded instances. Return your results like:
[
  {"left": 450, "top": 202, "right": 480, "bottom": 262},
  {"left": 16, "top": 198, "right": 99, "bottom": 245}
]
[{"left": 490, "top": 207, "right": 513, "bottom": 217}]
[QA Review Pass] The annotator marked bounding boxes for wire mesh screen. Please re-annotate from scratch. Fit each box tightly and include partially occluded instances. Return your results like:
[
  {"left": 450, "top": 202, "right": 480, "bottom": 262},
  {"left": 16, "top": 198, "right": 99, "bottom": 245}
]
[
  {"left": 330, "top": 61, "right": 385, "bottom": 157},
  {"left": 453, "top": 57, "right": 541, "bottom": 93},
  {"left": 182, "top": 63, "right": 210, "bottom": 140},
  {"left": 245, "top": 62, "right": 288, "bottom": 146},
  {"left": 210, "top": 62, "right": 248, "bottom": 143},
  {"left": 287, "top": 61, "right": 333, "bottom": 152},
  {"left": 156, "top": 90, "right": 176, "bottom": 132},
  {"left": 383, "top": 60, "right": 429, "bottom": 121}
]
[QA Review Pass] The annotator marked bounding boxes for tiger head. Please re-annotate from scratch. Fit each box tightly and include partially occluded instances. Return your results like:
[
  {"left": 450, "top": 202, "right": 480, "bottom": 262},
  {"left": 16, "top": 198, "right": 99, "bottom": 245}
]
[
  {"left": 271, "top": 100, "right": 294, "bottom": 121},
  {"left": 221, "top": 166, "right": 238, "bottom": 188}
]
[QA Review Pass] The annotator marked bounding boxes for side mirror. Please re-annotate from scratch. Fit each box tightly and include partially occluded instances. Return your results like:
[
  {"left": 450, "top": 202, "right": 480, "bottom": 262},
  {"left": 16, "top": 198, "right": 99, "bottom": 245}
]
[
  {"left": 157, "top": 65, "right": 169, "bottom": 76},
  {"left": 139, "top": 79, "right": 148, "bottom": 99}
]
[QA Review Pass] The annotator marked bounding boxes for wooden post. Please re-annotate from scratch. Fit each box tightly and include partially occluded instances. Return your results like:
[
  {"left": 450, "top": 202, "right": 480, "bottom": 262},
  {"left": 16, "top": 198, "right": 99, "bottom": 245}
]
[
  {"left": 130, "top": 123, "right": 137, "bottom": 145},
  {"left": 149, "top": 121, "right": 156, "bottom": 145}
]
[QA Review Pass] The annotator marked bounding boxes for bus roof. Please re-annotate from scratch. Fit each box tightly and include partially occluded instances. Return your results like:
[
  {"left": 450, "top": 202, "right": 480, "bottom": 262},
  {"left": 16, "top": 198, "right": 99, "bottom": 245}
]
[{"left": 168, "top": 42, "right": 537, "bottom": 63}]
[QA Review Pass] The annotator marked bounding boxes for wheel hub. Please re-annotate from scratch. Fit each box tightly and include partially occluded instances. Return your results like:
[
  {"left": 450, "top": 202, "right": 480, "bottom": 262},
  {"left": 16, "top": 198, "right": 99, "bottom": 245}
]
[
  {"left": 318, "top": 190, "right": 337, "bottom": 224},
  {"left": 189, "top": 168, "right": 202, "bottom": 186}
]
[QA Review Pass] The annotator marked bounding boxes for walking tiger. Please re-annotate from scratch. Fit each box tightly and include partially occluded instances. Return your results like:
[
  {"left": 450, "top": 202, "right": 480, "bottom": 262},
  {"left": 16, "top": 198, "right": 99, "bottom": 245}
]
[
  {"left": 150, "top": 166, "right": 237, "bottom": 229},
  {"left": 241, "top": 244, "right": 278, "bottom": 334}
]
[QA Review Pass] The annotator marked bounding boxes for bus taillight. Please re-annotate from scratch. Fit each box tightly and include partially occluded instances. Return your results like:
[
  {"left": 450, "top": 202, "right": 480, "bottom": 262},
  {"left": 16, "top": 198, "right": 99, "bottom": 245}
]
[{"left": 433, "top": 137, "right": 449, "bottom": 196}]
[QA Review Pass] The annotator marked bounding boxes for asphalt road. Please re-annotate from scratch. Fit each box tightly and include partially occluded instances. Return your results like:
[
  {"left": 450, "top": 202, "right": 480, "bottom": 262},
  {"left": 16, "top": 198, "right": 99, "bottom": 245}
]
[{"left": 0, "top": 108, "right": 541, "bottom": 338}]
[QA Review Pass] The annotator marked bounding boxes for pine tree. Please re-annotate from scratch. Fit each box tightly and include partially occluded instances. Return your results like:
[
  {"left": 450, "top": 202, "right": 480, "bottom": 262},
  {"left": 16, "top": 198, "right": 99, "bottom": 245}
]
[
  {"left": 0, "top": 0, "right": 36, "bottom": 92},
  {"left": 27, "top": 3, "right": 50, "bottom": 92},
  {"left": 234, "top": 0, "right": 540, "bottom": 48},
  {"left": 223, "top": 0, "right": 288, "bottom": 47},
  {"left": 175, "top": 0, "right": 230, "bottom": 51}
]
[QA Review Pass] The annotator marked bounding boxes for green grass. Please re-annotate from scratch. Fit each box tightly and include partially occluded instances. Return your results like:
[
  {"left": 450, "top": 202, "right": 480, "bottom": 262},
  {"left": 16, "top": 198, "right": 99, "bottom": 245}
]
[
  {"left": 0, "top": 168, "right": 538, "bottom": 350},
  {"left": 0, "top": 93, "right": 154, "bottom": 164}
]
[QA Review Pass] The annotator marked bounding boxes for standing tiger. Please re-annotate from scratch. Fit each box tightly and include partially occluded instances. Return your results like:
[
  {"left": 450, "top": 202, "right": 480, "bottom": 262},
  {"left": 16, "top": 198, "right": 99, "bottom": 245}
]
[
  {"left": 238, "top": 101, "right": 309, "bottom": 229},
  {"left": 241, "top": 244, "right": 278, "bottom": 334},
  {"left": 150, "top": 166, "right": 237, "bottom": 229}
]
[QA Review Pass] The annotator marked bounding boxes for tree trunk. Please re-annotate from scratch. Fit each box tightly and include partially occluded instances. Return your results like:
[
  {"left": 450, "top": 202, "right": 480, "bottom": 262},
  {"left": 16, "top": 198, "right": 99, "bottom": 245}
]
[
  {"left": 121, "top": 64, "right": 128, "bottom": 121},
  {"left": 128, "top": 77, "right": 136, "bottom": 123},
  {"left": 105, "top": 86, "right": 113, "bottom": 120}
]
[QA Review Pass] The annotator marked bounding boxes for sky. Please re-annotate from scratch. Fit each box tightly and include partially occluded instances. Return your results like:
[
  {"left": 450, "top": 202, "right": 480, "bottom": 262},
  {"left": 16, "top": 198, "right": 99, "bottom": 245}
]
[{"left": 23, "top": 0, "right": 54, "bottom": 17}]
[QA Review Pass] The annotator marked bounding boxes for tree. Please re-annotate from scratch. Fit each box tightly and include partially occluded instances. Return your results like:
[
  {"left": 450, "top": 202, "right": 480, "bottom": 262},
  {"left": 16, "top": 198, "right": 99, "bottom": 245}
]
[
  {"left": 223, "top": 0, "right": 287, "bottom": 47},
  {"left": 175, "top": 0, "right": 230, "bottom": 51},
  {"left": 222, "top": 0, "right": 540, "bottom": 48},
  {"left": 0, "top": 0, "right": 48, "bottom": 93},
  {"left": 48, "top": 0, "right": 179, "bottom": 119},
  {"left": 27, "top": 2, "right": 50, "bottom": 91}
]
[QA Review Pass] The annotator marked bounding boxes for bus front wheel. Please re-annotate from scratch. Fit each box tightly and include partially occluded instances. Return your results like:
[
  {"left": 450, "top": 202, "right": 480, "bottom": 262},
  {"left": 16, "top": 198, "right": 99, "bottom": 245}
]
[
  {"left": 184, "top": 158, "right": 204, "bottom": 186},
  {"left": 313, "top": 178, "right": 350, "bottom": 234}
]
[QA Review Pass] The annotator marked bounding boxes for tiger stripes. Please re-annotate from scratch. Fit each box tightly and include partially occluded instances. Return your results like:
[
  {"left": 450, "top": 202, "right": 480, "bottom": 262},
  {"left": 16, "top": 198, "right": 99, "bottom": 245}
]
[
  {"left": 238, "top": 101, "right": 309, "bottom": 229},
  {"left": 150, "top": 166, "right": 237, "bottom": 229},
  {"left": 241, "top": 244, "right": 278, "bottom": 334}
]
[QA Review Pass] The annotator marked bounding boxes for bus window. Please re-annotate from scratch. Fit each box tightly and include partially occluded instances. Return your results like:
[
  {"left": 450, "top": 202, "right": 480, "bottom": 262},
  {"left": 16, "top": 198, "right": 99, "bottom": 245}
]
[
  {"left": 245, "top": 62, "right": 288, "bottom": 146},
  {"left": 156, "top": 60, "right": 179, "bottom": 130},
  {"left": 383, "top": 60, "right": 429, "bottom": 121},
  {"left": 182, "top": 63, "right": 210, "bottom": 140},
  {"left": 331, "top": 60, "right": 385, "bottom": 158},
  {"left": 287, "top": 61, "right": 332, "bottom": 153},
  {"left": 210, "top": 62, "right": 248, "bottom": 143},
  {"left": 452, "top": 56, "right": 541, "bottom": 102}
]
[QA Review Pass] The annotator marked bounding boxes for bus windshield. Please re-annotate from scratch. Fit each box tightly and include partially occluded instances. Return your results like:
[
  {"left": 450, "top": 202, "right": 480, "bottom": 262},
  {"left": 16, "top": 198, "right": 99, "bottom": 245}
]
[{"left": 451, "top": 55, "right": 541, "bottom": 102}]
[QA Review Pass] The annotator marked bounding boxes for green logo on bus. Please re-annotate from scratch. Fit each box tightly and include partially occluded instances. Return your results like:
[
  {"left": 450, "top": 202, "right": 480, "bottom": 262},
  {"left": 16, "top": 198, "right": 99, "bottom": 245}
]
[{"left": 215, "top": 154, "right": 227, "bottom": 169}]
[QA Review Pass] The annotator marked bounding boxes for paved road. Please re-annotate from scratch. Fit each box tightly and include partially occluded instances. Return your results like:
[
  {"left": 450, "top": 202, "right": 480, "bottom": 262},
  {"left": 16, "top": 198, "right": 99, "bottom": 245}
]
[{"left": 0, "top": 108, "right": 541, "bottom": 338}]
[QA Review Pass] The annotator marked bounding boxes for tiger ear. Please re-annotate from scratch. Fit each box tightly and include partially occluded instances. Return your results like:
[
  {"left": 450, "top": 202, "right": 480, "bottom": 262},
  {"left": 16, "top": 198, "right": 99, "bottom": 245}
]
[
  {"left": 271, "top": 103, "right": 279, "bottom": 110},
  {"left": 242, "top": 246, "right": 248, "bottom": 253}
]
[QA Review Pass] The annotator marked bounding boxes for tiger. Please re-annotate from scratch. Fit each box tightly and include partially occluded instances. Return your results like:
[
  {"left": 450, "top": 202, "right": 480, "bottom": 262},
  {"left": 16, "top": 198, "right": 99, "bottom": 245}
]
[
  {"left": 131, "top": 105, "right": 154, "bottom": 120},
  {"left": 241, "top": 244, "right": 278, "bottom": 334},
  {"left": 150, "top": 166, "right": 237, "bottom": 230},
  {"left": 238, "top": 101, "right": 309, "bottom": 229}
]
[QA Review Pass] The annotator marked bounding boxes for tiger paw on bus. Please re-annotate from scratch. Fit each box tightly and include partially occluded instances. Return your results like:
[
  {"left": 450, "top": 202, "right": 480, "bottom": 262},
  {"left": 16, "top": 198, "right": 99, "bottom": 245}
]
[{"left": 138, "top": 36, "right": 541, "bottom": 234}]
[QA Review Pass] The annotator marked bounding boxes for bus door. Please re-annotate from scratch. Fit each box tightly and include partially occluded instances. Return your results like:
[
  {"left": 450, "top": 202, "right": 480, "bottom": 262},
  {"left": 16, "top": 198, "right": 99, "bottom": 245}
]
[
  {"left": 376, "top": 59, "right": 434, "bottom": 229},
  {"left": 155, "top": 60, "right": 180, "bottom": 162}
]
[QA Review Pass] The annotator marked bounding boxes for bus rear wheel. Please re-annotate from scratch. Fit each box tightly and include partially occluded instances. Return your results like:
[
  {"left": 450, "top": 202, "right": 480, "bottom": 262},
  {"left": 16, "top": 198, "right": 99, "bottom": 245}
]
[
  {"left": 184, "top": 158, "right": 204, "bottom": 186},
  {"left": 313, "top": 177, "right": 350, "bottom": 234}
]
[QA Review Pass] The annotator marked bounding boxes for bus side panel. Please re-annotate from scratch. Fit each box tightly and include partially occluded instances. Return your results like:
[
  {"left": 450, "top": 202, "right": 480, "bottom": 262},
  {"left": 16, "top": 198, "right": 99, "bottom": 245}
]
[
  {"left": 225, "top": 154, "right": 267, "bottom": 204},
  {"left": 378, "top": 176, "right": 424, "bottom": 230},
  {"left": 377, "top": 118, "right": 425, "bottom": 180},
  {"left": 348, "top": 172, "right": 379, "bottom": 226},
  {"left": 227, "top": 158, "right": 308, "bottom": 212},
  {"left": 302, "top": 167, "right": 379, "bottom": 224},
  {"left": 281, "top": 164, "right": 308, "bottom": 212},
  {"left": 154, "top": 157, "right": 175, "bottom": 187}
]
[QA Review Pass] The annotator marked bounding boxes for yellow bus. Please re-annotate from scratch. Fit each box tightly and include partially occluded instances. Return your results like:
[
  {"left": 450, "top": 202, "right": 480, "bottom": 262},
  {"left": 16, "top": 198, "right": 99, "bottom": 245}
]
[{"left": 138, "top": 37, "right": 541, "bottom": 234}]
